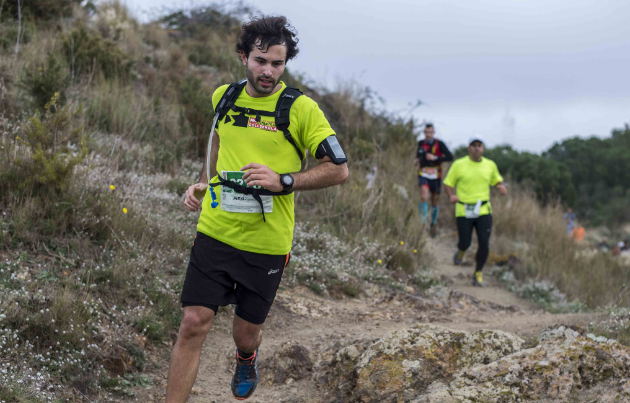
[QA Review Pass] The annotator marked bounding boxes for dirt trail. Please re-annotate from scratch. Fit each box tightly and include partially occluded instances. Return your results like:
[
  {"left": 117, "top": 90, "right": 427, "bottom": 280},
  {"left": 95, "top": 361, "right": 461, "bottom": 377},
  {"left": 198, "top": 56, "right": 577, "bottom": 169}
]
[{"left": 151, "top": 233, "right": 601, "bottom": 403}]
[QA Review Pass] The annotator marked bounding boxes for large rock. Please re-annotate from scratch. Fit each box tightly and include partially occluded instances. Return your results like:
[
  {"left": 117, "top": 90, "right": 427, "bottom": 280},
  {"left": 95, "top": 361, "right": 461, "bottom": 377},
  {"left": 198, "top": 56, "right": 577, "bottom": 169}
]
[
  {"left": 417, "top": 326, "right": 630, "bottom": 402},
  {"left": 261, "top": 342, "right": 314, "bottom": 385},
  {"left": 314, "top": 337, "right": 379, "bottom": 401},
  {"left": 315, "top": 324, "right": 523, "bottom": 402}
]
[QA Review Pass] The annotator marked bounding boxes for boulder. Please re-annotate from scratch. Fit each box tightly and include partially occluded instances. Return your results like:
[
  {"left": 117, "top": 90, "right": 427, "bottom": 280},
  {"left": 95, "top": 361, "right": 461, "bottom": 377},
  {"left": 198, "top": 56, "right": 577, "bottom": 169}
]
[
  {"left": 419, "top": 326, "right": 630, "bottom": 402},
  {"left": 261, "top": 342, "right": 314, "bottom": 385},
  {"left": 353, "top": 324, "right": 524, "bottom": 402},
  {"left": 314, "top": 324, "right": 522, "bottom": 402},
  {"left": 313, "top": 337, "right": 378, "bottom": 402}
]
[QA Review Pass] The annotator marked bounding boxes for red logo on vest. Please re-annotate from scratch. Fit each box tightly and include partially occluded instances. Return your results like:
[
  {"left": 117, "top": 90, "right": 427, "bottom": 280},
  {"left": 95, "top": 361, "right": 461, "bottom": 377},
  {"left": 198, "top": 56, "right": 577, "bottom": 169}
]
[{"left": 248, "top": 117, "right": 277, "bottom": 132}]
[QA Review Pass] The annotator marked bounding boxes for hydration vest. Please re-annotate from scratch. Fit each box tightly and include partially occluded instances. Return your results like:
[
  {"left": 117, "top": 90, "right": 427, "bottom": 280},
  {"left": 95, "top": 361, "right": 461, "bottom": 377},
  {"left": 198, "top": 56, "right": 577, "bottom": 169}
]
[{"left": 209, "top": 79, "right": 304, "bottom": 222}]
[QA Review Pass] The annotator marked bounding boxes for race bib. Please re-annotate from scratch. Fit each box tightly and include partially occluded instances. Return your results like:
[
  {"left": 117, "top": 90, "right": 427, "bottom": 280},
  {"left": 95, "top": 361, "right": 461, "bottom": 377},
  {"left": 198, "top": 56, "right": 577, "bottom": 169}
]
[
  {"left": 421, "top": 167, "right": 438, "bottom": 180},
  {"left": 464, "top": 199, "right": 482, "bottom": 219},
  {"left": 220, "top": 171, "right": 273, "bottom": 214}
]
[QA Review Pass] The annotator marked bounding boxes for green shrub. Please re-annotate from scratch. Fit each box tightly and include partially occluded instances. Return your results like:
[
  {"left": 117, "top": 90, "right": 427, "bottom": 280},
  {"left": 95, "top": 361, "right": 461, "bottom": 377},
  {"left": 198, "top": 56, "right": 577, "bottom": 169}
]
[
  {"left": 62, "top": 25, "right": 133, "bottom": 80},
  {"left": 18, "top": 52, "right": 69, "bottom": 110},
  {"left": 0, "top": 18, "right": 35, "bottom": 50},
  {"left": 2, "top": 0, "right": 83, "bottom": 21},
  {"left": 2, "top": 95, "right": 86, "bottom": 197},
  {"left": 135, "top": 314, "right": 166, "bottom": 343}
]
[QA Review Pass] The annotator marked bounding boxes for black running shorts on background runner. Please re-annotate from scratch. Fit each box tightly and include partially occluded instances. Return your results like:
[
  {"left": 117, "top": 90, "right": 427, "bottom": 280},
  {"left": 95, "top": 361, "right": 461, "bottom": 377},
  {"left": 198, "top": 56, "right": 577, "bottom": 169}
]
[{"left": 181, "top": 232, "right": 289, "bottom": 325}]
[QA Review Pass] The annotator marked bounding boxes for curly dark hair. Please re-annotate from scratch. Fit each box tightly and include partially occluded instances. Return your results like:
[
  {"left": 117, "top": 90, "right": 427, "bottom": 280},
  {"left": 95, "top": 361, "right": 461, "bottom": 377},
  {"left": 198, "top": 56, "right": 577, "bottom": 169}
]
[{"left": 236, "top": 15, "right": 299, "bottom": 62}]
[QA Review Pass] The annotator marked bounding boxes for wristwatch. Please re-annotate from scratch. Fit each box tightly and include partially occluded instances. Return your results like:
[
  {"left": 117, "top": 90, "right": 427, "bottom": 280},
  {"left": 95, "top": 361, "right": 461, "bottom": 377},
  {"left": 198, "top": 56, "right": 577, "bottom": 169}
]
[{"left": 280, "top": 174, "right": 294, "bottom": 191}]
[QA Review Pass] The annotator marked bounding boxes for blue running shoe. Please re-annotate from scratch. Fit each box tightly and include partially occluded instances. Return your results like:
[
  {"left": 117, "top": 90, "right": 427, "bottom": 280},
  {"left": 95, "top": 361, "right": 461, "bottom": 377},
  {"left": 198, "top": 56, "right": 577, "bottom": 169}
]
[{"left": 231, "top": 349, "right": 258, "bottom": 400}]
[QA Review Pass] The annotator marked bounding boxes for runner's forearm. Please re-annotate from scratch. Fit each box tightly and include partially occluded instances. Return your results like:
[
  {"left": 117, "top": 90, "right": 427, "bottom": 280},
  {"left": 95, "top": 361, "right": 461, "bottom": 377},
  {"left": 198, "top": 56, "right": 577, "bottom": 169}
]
[
  {"left": 444, "top": 185, "right": 455, "bottom": 198},
  {"left": 199, "top": 131, "right": 220, "bottom": 184},
  {"left": 292, "top": 160, "right": 348, "bottom": 191}
]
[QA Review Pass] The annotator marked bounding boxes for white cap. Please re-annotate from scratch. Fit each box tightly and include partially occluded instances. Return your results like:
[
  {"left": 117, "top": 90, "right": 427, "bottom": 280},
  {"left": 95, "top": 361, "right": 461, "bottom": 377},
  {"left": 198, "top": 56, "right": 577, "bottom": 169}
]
[
  {"left": 468, "top": 136, "right": 484, "bottom": 145},
  {"left": 619, "top": 241, "right": 625, "bottom": 248}
]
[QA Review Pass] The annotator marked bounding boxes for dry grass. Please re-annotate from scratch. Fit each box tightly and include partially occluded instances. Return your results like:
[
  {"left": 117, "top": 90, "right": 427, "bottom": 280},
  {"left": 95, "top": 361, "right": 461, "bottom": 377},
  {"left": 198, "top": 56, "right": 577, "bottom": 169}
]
[{"left": 486, "top": 187, "right": 629, "bottom": 308}]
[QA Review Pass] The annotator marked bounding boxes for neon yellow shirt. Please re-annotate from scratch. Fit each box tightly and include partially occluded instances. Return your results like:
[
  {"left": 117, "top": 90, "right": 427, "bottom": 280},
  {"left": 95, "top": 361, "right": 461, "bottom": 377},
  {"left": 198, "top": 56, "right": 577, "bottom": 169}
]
[
  {"left": 443, "top": 156, "right": 504, "bottom": 217},
  {"left": 197, "top": 82, "right": 335, "bottom": 255}
]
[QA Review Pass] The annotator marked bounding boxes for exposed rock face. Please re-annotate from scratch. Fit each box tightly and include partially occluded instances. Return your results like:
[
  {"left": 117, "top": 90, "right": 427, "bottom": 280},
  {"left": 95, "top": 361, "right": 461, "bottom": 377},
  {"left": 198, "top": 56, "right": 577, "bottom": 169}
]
[
  {"left": 261, "top": 342, "right": 314, "bottom": 385},
  {"left": 315, "top": 324, "right": 630, "bottom": 403},
  {"left": 314, "top": 337, "right": 379, "bottom": 401},
  {"left": 417, "top": 326, "right": 630, "bottom": 403},
  {"left": 353, "top": 325, "right": 523, "bottom": 402}
]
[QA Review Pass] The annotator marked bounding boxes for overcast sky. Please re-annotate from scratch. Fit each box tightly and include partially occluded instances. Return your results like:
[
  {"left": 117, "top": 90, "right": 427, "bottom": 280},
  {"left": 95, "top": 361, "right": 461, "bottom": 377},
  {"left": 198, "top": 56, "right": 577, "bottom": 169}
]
[{"left": 128, "top": 0, "right": 630, "bottom": 152}]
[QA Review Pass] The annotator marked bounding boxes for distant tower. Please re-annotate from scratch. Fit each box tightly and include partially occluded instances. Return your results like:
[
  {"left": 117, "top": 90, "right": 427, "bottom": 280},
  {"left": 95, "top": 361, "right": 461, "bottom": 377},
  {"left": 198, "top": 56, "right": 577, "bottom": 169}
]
[{"left": 502, "top": 105, "right": 515, "bottom": 145}]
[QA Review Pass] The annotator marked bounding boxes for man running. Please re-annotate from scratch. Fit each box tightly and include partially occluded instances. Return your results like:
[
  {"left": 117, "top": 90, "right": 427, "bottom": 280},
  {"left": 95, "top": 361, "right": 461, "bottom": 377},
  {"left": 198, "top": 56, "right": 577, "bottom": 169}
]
[
  {"left": 443, "top": 137, "right": 507, "bottom": 287},
  {"left": 414, "top": 123, "right": 453, "bottom": 236},
  {"left": 167, "top": 15, "right": 348, "bottom": 402}
]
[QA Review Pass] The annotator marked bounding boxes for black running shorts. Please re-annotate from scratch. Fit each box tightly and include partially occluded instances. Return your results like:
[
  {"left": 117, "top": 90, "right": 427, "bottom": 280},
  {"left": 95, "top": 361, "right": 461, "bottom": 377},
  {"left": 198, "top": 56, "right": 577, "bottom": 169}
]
[{"left": 180, "top": 232, "right": 289, "bottom": 325}]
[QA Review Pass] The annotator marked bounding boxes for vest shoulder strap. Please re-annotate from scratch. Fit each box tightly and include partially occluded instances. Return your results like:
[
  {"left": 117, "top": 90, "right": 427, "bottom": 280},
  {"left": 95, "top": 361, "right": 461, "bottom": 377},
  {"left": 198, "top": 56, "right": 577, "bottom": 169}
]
[
  {"left": 215, "top": 79, "right": 247, "bottom": 118},
  {"left": 275, "top": 86, "right": 304, "bottom": 160},
  {"left": 275, "top": 87, "right": 303, "bottom": 130}
]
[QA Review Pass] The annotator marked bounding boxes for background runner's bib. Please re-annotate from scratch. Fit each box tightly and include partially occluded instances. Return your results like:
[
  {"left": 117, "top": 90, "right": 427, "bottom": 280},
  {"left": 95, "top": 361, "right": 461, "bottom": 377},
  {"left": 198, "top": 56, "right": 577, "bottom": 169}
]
[
  {"left": 421, "top": 167, "right": 439, "bottom": 180},
  {"left": 464, "top": 200, "right": 482, "bottom": 218},
  {"left": 220, "top": 171, "right": 273, "bottom": 213}
]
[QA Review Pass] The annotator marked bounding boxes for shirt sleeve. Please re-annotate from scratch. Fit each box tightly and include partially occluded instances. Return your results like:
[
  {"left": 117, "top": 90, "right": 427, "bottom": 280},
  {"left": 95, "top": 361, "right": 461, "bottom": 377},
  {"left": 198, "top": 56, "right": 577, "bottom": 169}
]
[
  {"left": 436, "top": 140, "right": 454, "bottom": 163},
  {"left": 490, "top": 161, "right": 504, "bottom": 186},
  {"left": 293, "top": 96, "right": 336, "bottom": 158},
  {"left": 443, "top": 159, "right": 459, "bottom": 187}
]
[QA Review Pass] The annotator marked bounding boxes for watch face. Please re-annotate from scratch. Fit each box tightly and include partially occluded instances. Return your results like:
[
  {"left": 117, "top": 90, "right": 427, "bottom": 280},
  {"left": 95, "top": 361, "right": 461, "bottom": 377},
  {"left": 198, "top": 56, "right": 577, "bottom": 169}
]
[{"left": 283, "top": 175, "right": 293, "bottom": 186}]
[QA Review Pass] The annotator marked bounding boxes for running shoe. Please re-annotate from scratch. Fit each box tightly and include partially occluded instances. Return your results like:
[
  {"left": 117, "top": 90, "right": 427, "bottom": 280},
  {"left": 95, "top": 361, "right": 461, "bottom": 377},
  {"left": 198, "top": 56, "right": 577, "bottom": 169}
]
[
  {"left": 231, "top": 349, "right": 258, "bottom": 400},
  {"left": 453, "top": 251, "right": 463, "bottom": 265},
  {"left": 472, "top": 271, "right": 483, "bottom": 287},
  {"left": 430, "top": 224, "right": 437, "bottom": 238}
]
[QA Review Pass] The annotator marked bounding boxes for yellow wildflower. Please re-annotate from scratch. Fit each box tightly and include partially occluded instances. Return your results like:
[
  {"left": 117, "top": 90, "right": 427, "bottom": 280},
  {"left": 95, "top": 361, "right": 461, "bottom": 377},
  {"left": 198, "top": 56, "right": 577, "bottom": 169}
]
[
  {"left": 122, "top": 208, "right": 128, "bottom": 214},
  {"left": 378, "top": 259, "right": 382, "bottom": 264},
  {"left": 413, "top": 249, "right": 417, "bottom": 253},
  {"left": 110, "top": 185, "right": 115, "bottom": 190},
  {"left": 400, "top": 241, "right": 405, "bottom": 245}
]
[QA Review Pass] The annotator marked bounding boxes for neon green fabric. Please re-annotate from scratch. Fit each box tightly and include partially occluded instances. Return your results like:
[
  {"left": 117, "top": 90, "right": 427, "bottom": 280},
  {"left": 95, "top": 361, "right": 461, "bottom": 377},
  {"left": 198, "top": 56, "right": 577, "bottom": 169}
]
[
  {"left": 443, "top": 156, "right": 503, "bottom": 217},
  {"left": 197, "top": 82, "right": 335, "bottom": 255}
]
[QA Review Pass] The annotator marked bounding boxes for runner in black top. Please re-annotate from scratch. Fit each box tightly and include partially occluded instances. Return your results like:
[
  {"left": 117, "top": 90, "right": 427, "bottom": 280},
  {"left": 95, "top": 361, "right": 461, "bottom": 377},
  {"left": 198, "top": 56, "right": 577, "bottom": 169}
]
[{"left": 414, "top": 123, "right": 453, "bottom": 237}]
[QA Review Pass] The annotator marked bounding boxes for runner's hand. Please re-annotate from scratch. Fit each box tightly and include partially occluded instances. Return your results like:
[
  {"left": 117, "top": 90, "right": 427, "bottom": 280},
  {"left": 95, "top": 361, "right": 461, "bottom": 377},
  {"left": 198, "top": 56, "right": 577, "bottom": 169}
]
[
  {"left": 241, "top": 163, "right": 283, "bottom": 192},
  {"left": 449, "top": 195, "right": 460, "bottom": 204},
  {"left": 497, "top": 183, "right": 508, "bottom": 196},
  {"left": 426, "top": 153, "right": 437, "bottom": 161},
  {"left": 184, "top": 183, "right": 205, "bottom": 212},
  {"left": 413, "top": 158, "right": 419, "bottom": 167}
]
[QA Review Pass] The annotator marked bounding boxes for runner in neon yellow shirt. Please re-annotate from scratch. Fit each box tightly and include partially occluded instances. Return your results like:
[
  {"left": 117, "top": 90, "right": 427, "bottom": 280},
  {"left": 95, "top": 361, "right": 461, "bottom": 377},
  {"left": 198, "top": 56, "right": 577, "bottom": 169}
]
[
  {"left": 443, "top": 136, "right": 507, "bottom": 287},
  {"left": 167, "top": 16, "right": 348, "bottom": 402}
]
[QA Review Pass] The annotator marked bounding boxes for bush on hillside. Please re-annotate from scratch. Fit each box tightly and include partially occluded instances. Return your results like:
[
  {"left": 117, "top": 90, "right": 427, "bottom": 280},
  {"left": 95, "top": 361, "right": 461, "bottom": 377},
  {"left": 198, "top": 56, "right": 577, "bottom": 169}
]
[
  {"left": 160, "top": 3, "right": 253, "bottom": 38},
  {"left": 1, "top": 0, "right": 84, "bottom": 21},
  {"left": 0, "top": 18, "right": 35, "bottom": 51},
  {"left": 62, "top": 25, "right": 133, "bottom": 80},
  {"left": 18, "top": 52, "right": 69, "bottom": 110},
  {"left": 2, "top": 94, "right": 87, "bottom": 198}
]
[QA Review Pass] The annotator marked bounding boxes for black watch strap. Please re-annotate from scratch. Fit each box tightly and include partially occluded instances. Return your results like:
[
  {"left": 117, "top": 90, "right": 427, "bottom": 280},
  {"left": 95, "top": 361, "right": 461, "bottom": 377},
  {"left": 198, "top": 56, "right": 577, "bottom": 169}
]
[{"left": 280, "top": 174, "right": 294, "bottom": 191}]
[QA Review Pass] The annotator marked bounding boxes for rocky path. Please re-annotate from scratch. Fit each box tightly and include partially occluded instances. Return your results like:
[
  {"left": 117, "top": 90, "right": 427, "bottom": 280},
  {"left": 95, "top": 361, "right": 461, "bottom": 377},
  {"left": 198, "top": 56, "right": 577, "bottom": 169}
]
[{"left": 145, "top": 233, "right": 604, "bottom": 402}]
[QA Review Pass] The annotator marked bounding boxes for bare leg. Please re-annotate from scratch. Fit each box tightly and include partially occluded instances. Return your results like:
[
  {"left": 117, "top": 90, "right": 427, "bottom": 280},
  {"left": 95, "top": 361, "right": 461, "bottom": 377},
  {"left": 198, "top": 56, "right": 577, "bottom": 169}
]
[
  {"left": 232, "top": 314, "right": 263, "bottom": 353},
  {"left": 420, "top": 185, "right": 430, "bottom": 203},
  {"left": 431, "top": 192, "right": 439, "bottom": 208},
  {"left": 166, "top": 306, "right": 215, "bottom": 403}
]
